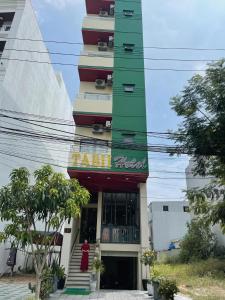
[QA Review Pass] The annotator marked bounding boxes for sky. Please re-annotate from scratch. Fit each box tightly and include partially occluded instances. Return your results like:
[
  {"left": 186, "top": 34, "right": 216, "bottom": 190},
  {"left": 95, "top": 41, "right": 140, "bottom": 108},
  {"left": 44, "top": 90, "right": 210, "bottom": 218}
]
[{"left": 31, "top": 0, "right": 225, "bottom": 204}]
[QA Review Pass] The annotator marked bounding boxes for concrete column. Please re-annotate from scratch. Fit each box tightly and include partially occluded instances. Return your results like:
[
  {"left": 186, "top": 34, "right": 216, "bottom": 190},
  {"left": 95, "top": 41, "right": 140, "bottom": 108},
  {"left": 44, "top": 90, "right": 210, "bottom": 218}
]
[
  {"left": 137, "top": 250, "right": 142, "bottom": 290},
  {"left": 60, "top": 218, "right": 74, "bottom": 275},
  {"left": 96, "top": 191, "right": 102, "bottom": 241},
  {"left": 139, "top": 183, "right": 150, "bottom": 281}
]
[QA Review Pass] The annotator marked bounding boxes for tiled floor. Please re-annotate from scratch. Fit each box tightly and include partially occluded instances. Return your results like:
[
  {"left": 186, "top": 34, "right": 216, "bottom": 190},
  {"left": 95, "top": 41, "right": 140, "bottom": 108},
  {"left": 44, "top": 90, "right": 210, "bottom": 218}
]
[
  {"left": 50, "top": 290, "right": 192, "bottom": 300},
  {"left": 0, "top": 283, "right": 32, "bottom": 300},
  {"left": 0, "top": 284, "right": 192, "bottom": 300}
]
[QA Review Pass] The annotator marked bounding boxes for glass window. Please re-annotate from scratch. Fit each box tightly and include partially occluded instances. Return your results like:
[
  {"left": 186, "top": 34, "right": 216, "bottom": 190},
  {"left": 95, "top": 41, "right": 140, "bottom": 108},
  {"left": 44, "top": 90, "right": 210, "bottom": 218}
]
[
  {"left": 163, "top": 205, "right": 169, "bottom": 212},
  {"left": 123, "top": 43, "right": 135, "bottom": 52},
  {"left": 89, "top": 192, "right": 98, "bottom": 204},
  {"left": 183, "top": 206, "right": 190, "bottom": 212},
  {"left": 102, "top": 192, "right": 140, "bottom": 227},
  {"left": 123, "top": 9, "right": 134, "bottom": 17},
  {"left": 122, "top": 134, "right": 135, "bottom": 145},
  {"left": 123, "top": 84, "right": 135, "bottom": 93}
]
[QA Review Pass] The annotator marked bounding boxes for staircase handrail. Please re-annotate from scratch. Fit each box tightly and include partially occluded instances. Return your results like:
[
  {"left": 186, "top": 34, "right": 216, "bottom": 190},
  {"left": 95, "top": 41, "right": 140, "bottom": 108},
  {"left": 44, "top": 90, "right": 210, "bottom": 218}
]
[{"left": 70, "top": 227, "right": 80, "bottom": 256}]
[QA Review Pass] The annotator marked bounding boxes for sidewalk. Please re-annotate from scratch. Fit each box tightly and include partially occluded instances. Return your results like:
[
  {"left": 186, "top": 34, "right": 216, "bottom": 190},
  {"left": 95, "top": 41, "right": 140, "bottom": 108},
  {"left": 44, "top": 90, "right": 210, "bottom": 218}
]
[
  {"left": 0, "top": 282, "right": 32, "bottom": 300},
  {"left": 0, "top": 283, "right": 192, "bottom": 300},
  {"left": 50, "top": 290, "right": 192, "bottom": 300}
]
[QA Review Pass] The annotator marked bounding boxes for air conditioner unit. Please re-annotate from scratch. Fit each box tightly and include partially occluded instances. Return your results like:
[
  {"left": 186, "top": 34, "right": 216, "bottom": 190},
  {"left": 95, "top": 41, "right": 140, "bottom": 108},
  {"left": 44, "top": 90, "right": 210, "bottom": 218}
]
[
  {"left": 105, "top": 121, "right": 112, "bottom": 131},
  {"left": 108, "top": 36, "right": 114, "bottom": 48},
  {"left": 95, "top": 79, "right": 106, "bottom": 89},
  {"left": 99, "top": 10, "right": 108, "bottom": 17},
  {"left": 98, "top": 41, "right": 108, "bottom": 51},
  {"left": 109, "top": 4, "right": 115, "bottom": 16},
  {"left": 92, "top": 124, "right": 104, "bottom": 134},
  {"left": 107, "top": 74, "right": 113, "bottom": 86}
]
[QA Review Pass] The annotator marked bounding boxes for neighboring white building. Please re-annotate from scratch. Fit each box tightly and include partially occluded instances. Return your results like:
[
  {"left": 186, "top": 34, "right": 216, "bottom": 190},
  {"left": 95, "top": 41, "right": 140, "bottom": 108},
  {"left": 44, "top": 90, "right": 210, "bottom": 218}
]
[
  {"left": 186, "top": 160, "right": 225, "bottom": 247},
  {"left": 149, "top": 201, "right": 191, "bottom": 252},
  {"left": 0, "top": 0, "right": 73, "bottom": 275}
]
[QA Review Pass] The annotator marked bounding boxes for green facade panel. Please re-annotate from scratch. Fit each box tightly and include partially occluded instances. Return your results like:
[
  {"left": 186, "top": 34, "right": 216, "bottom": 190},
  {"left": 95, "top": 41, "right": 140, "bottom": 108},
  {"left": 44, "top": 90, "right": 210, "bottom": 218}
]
[{"left": 111, "top": 0, "right": 148, "bottom": 174}]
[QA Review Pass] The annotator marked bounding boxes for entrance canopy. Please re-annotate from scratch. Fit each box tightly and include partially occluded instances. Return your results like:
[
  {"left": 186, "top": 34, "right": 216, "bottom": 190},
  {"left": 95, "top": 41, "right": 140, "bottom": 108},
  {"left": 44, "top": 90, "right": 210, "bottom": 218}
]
[{"left": 67, "top": 169, "right": 148, "bottom": 192}]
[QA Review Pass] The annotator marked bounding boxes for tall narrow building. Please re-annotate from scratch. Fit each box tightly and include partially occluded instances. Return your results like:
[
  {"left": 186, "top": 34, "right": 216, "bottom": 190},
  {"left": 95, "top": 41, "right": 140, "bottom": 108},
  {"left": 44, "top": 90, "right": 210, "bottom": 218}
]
[{"left": 61, "top": 0, "right": 149, "bottom": 290}]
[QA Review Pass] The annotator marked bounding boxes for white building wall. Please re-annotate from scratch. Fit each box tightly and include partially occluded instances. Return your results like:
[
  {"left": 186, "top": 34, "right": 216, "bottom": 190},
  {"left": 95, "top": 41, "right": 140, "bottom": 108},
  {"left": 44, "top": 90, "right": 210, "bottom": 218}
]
[
  {"left": 149, "top": 201, "right": 191, "bottom": 252},
  {"left": 186, "top": 160, "right": 225, "bottom": 247},
  {"left": 0, "top": 0, "right": 73, "bottom": 275}
]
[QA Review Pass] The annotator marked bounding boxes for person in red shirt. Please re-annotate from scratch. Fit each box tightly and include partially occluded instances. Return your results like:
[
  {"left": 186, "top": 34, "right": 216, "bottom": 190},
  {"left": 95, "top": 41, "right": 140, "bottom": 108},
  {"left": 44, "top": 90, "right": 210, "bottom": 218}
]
[{"left": 80, "top": 239, "right": 90, "bottom": 272}]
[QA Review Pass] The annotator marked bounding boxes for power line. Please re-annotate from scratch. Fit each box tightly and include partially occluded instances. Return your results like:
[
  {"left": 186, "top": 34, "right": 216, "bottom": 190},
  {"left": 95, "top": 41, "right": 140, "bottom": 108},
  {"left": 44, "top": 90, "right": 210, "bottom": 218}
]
[
  {"left": 0, "top": 112, "right": 180, "bottom": 142},
  {"left": 0, "top": 108, "right": 196, "bottom": 137},
  {"left": 1, "top": 47, "right": 223, "bottom": 63},
  {"left": 2, "top": 36, "right": 225, "bottom": 52},
  {"left": 0, "top": 150, "right": 208, "bottom": 180},
  {"left": 0, "top": 56, "right": 208, "bottom": 72}
]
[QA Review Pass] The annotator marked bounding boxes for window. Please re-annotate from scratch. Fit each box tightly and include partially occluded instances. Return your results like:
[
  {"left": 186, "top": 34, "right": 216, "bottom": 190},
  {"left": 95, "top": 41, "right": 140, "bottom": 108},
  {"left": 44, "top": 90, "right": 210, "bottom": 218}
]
[
  {"left": 89, "top": 192, "right": 98, "bottom": 204},
  {"left": 183, "top": 206, "right": 190, "bottom": 212},
  {"left": 163, "top": 205, "right": 169, "bottom": 212},
  {"left": 123, "top": 9, "right": 134, "bottom": 17},
  {"left": 80, "top": 139, "right": 108, "bottom": 154},
  {"left": 123, "top": 84, "right": 135, "bottom": 93},
  {"left": 0, "top": 41, "right": 6, "bottom": 59},
  {"left": 0, "top": 12, "right": 15, "bottom": 32},
  {"left": 102, "top": 192, "right": 140, "bottom": 227},
  {"left": 122, "top": 133, "right": 135, "bottom": 145},
  {"left": 123, "top": 43, "right": 135, "bottom": 52}
]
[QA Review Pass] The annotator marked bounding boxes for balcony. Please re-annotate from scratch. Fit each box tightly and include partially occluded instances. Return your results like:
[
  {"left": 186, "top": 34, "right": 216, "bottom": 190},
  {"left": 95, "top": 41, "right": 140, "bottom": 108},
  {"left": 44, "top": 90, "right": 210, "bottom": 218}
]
[
  {"left": 101, "top": 225, "right": 140, "bottom": 244},
  {"left": 73, "top": 93, "right": 112, "bottom": 125},
  {"left": 79, "top": 50, "right": 113, "bottom": 70},
  {"left": 75, "top": 92, "right": 112, "bottom": 114},
  {"left": 86, "top": 0, "right": 115, "bottom": 15},
  {"left": 83, "top": 15, "right": 114, "bottom": 32},
  {"left": 78, "top": 92, "right": 112, "bottom": 101}
]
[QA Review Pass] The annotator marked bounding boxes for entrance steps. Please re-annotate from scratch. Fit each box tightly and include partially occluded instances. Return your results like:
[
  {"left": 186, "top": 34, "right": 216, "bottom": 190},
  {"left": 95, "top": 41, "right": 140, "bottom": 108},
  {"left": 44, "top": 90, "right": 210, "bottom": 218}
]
[{"left": 66, "top": 244, "right": 95, "bottom": 289}]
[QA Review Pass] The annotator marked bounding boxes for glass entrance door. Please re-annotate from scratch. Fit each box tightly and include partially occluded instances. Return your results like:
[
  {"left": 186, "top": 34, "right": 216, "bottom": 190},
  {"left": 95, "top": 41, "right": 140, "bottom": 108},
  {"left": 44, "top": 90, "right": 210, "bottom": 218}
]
[{"left": 79, "top": 207, "right": 97, "bottom": 244}]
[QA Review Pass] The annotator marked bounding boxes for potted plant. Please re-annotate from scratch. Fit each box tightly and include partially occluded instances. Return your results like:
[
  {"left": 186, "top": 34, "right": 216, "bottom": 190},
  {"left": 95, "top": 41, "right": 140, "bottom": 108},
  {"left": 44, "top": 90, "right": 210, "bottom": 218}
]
[
  {"left": 140, "top": 249, "right": 157, "bottom": 291},
  {"left": 40, "top": 267, "right": 54, "bottom": 299},
  {"left": 51, "top": 261, "right": 67, "bottom": 290},
  {"left": 147, "top": 279, "right": 153, "bottom": 296},
  {"left": 90, "top": 256, "right": 105, "bottom": 291},
  {"left": 151, "top": 270, "right": 164, "bottom": 300},
  {"left": 158, "top": 278, "right": 179, "bottom": 300},
  {"left": 56, "top": 266, "right": 66, "bottom": 290}
]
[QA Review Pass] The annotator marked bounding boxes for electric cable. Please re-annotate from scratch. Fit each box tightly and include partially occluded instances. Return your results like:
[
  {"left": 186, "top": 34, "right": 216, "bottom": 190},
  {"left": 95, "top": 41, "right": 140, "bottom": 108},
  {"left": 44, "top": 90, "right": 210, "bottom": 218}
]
[
  {"left": 0, "top": 56, "right": 208, "bottom": 72},
  {"left": 2, "top": 36, "right": 225, "bottom": 51},
  {"left": 1, "top": 47, "right": 223, "bottom": 63}
]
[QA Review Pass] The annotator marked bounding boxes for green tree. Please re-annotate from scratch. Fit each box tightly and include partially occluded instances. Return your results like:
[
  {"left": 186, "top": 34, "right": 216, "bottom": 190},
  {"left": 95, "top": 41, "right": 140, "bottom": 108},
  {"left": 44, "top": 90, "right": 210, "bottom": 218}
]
[
  {"left": 170, "top": 60, "right": 225, "bottom": 233},
  {"left": 0, "top": 165, "right": 90, "bottom": 299},
  {"left": 179, "top": 219, "right": 215, "bottom": 262}
]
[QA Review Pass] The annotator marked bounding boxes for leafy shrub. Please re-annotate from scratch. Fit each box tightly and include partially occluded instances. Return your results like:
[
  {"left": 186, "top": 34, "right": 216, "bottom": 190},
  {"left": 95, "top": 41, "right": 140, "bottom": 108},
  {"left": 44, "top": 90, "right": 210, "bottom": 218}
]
[
  {"left": 213, "top": 243, "right": 225, "bottom": 259},
  {"left": 188, "top": 258, "right": 225, "bottom": 278},
  {"left": 140, "top": 249, "right": 157, "bottom": 266},
  {"left": 179, "top": 219, "right": 215, "bottom": 263},
  {"left": 40, "top": 267, "right": 53, "bottom": 299},
  {"left": 158, "top": 278, "right": 179, "bottom": 299},
  {"left": 91, "top": 256, "right": 105, "bottom": 274}
]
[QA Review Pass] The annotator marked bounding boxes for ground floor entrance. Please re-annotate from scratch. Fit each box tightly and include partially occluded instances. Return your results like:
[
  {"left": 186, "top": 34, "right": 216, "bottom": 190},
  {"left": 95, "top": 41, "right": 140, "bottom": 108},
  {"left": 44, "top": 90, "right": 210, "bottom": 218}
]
[
  {"left": 79, "top": 207, "right": 97, "bottom": 244},
  {"left": 100, "top": 256, "right": 137, "bottom": 290}
]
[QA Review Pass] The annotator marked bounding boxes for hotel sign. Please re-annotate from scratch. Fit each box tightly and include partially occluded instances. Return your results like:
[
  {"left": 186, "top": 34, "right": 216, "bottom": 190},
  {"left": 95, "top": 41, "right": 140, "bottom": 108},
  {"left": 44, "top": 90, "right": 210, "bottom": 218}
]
[
  {"left": 71, "top": 152, "right": 111, "bottom": 168},
  {"left": 71, "top": 153, "right": 147, "bottom": 170},
  {"left": 113, "top": 156, "right": 147, "bottom": 169}
]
